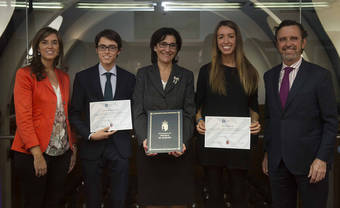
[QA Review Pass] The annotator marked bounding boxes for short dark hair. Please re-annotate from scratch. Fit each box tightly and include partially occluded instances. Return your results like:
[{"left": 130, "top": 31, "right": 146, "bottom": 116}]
[
  {"left": 150, "top": 27, "right": 182, "bottom": 64},
  {"left": 274, "top": 19, "right": 308, "bottom": 41},
  {"left": 95, "top": 29, "right": 122, "bottom": 50}
]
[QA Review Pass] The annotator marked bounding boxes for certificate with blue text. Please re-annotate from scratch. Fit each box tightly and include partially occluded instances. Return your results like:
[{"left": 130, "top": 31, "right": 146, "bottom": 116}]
[
  {"left": 205, "top": 116, "right": 250, "bottom": 150},
  {"left": 90, "top": 100, "right": 132, "bottom": 132}
]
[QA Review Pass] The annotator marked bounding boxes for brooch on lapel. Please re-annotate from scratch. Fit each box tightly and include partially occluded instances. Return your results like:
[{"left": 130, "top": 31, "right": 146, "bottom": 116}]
[{"left": 173, "top": 76, "right": 179, "bottom": 84}]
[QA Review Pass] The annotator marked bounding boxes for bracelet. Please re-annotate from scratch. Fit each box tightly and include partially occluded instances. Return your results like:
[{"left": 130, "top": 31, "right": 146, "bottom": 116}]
[{"left": 197, "top": 117, "right": 204, "bottom": 123}]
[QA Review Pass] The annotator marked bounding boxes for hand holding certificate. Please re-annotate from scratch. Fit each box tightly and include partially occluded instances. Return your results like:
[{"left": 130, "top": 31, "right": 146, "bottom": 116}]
[
  {"left": 205, "top": 116, "right": 250, "bottom": 150},
  {"left": 90, "top": 100, "right": 132, "bottom": 132}
]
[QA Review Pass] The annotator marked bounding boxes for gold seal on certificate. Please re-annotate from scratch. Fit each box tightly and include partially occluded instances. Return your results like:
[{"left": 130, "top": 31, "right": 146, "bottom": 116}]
[
  {"left": 147, "top": 110, "right": 183, "bottom": 153},
  {"left": 205, "top": 116, "right": 250, "bottom": 150},
  {"left": 89, "top": 100, "right": 132, "bottom": 132}
]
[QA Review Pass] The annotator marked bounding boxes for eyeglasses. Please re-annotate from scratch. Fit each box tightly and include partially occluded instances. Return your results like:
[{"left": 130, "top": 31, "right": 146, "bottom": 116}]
[
  {"left": 158, "top": 42, "right": 177, "bottom": 50},
  {"left": 97, "top": 44, "right": 118, "bottom": 52}
]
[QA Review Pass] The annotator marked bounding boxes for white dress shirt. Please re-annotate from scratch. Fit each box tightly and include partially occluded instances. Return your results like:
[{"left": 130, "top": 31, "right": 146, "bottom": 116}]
[
  {"left": 278, "top": 57, "right": 303, "bottom": 91},
  {"left": 99, "top": 63, "right": 117, "bottom": 98},
  {"left": 88, "top": 64, "right": 117, "bottom": 140}
]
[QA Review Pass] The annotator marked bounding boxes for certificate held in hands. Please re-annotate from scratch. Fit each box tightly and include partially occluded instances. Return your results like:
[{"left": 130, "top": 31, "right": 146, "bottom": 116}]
[
  {"left": 90, "top": 100, "right": 132, "bottom": 132},
  {"left": 147, "top": 110, "right": 183, "bottom": 153},
  {"left": 205, "top": 116, "right": 250, "bottom": 150}
]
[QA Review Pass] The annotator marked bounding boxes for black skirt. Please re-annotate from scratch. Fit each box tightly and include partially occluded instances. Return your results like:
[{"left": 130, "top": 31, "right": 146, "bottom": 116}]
[
  {"left": 136, "top": 145, "right": 196, "bottom": 205},
  {"left": 196, "top": 134, "right": 258, "bottom": 169}
]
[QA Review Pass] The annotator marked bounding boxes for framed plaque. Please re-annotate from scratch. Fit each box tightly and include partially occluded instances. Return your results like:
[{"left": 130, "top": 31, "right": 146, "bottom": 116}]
[{"left": 147, "top": 110, "right": 183, "bottom": 153}]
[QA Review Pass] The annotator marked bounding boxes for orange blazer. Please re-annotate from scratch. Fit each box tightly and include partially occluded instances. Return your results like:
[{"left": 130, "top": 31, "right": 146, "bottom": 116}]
[{"left": 11, "top": 67, "right": 75, "bottom": 154}]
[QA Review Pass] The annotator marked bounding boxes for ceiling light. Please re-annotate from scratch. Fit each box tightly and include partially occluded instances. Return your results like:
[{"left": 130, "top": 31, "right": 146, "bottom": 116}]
[
  {"left": 0, "top": 1, "right": 63, "bottom": 9},
  {"left": 161, "top": 2, "right": 241, "bottom": 11},
  {"left": 77, "top": 2, "right": 156, "bottom": 11},
  {"left": 254, "top": 2, "right": 329, "bottom": 9}
]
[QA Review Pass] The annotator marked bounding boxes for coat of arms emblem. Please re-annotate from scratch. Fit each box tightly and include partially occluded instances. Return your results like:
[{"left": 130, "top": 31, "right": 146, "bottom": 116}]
[{"left": 161, "top": 120, "right": 168, "bottom": 131}]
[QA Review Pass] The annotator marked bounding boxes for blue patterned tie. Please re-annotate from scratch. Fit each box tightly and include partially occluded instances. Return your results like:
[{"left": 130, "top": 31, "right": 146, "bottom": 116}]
[
  {"left": 279, "top": 67, "right": 294, "bottom": 108},
  {"left": 104, "top": 72, "right": 113, "bottom": 100}
]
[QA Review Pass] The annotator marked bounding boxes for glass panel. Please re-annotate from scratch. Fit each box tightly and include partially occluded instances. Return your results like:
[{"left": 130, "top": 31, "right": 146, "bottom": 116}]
[
  {"left": 2, "top": 0, "right": 337, "bottom": 106},
  {"left": 2, "top": 0, "right": 340, "bottom": 107}
]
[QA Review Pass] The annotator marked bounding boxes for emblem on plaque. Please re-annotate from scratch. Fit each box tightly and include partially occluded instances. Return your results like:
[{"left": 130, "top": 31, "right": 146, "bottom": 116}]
[{"left": 161, "top": 120, "right": 168, "bottom": 131}]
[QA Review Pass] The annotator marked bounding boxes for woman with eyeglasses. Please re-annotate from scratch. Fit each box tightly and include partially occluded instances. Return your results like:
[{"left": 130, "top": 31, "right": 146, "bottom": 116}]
[
  {"left": 133, "top": 27, "right": 196, "bottom": 208},
  {"left": 195, "top": 20, "right": 261, "bottom": 208},
  {"left": 11, "top": 27, "right": 76, "bottom": 208}
]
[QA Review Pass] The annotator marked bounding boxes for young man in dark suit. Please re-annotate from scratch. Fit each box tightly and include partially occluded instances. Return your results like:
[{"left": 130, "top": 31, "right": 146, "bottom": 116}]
[
  {"left": 69, "top": 29, "right": 135, "bottom": 208},
  {"left": 262, "top": 20, "right": 338, "bottom": 208}
]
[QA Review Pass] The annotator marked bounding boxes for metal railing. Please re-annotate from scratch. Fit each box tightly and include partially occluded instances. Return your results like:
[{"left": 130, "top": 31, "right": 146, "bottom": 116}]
[{"left": 0, "top": 135, "right": 14, "bottom": 140}]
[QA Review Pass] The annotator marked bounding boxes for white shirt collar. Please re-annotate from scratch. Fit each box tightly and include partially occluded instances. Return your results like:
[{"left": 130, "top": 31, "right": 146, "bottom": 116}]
[
  {"left": 281, "top": 57, "right": 303, "bottom": 70},
  {"left": 99, "top": 63, "right": 117, "bottom": 76}
]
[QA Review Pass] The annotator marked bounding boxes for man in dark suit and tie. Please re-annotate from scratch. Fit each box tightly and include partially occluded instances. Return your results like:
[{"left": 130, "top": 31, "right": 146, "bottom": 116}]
[
  {"left": 262, "top": 20, "right": 338, "bottom": 208},
  {"left": 69, "top": 29, "right": 135, "bottom": 208}
]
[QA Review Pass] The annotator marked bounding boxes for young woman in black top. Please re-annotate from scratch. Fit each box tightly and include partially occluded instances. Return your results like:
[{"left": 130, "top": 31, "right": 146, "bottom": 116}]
[{"left": 195, "top": 20, "right": 261, "bottom": 208}]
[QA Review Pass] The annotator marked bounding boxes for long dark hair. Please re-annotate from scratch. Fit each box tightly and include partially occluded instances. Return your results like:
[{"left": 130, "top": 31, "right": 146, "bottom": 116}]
[
  {"left": 210, "top": 20, "right": 258, "bottom": 95},
  {"left": 150, "top": 27, "right": 182, "bottom": 64},
  {"left": 30, "top": 27, "right": 64, "bottom": 81}
]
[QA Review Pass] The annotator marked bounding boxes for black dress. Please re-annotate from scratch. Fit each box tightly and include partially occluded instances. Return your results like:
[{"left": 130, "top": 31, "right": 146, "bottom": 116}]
[
  {"left": 196, "top": 63, "right": 259, "bottom": 169},
  {"left": 132, "top": 64, "right": 196, "bottom": 205}
]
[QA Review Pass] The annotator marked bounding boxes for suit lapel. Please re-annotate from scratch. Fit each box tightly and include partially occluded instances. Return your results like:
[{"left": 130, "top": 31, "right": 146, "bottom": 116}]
[
  {"left": 164, "top": 64, "right": 182, "bottom": 94},
  {"left": 271, "top": 65, "right": 283, "bottom": 112},
  {"left": 149, "top": 64, "right": 165, "bottom": 96},
  {"left": 90, "top": 64, "right": 104, "bottom": 100},
  {"left": 56, "top": 69, "right": 66, "bottom": 106},
  {"left": 114, "top": 67, "right": 122, "bottom": 100},
  {"left": 56, "top": 70, "right": 64, "bottom": 94},
  {"left": 42, "top": 73, "right": 55, "bottom": 95},
  {"left": 284, "top": 60, "right": 307, "bottom": 110}
]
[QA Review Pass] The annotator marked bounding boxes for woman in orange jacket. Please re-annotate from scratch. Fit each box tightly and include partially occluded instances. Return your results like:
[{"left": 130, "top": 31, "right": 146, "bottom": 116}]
[{"left": 11, "top": 27, "right": 76, "bottom": 208}]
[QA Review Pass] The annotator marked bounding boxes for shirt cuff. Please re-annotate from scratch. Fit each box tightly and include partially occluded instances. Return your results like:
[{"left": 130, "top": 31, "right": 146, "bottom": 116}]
[
  {"left": 196, "top": 117, "right": 204, "bottom": 124},
  {"left": 88, "top": 133, "right": 94, "bottom": 140}
]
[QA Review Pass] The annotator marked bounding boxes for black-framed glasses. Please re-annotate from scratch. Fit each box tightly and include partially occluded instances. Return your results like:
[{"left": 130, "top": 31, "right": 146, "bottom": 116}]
[
  {"left": 97, "top": 44, "right": 118, "bottom": 52},
  {"left": 158, "top": 42, "right": 177, "bottom": 50}
]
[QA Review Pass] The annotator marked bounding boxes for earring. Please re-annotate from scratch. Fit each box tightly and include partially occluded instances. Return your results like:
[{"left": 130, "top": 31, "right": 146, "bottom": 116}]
[{"left": 38, "top": 51, "right": 41, "bottom": 56}]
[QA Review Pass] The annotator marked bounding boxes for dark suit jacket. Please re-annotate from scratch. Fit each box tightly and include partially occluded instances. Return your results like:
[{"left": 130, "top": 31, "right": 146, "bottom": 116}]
[
  {"left": 69, "top": 64, "right": 136, "bottom": 160},
  {"left": 132, "top": 64, "right": 196, "bottom": 147},
  {"left": 264, "top": 59, "right": 338, "bottom": 175}
]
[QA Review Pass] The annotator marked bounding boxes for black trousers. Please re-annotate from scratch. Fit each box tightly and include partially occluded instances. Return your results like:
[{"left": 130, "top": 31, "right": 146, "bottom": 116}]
[
  {"left": 204, "top": 166, "right": 248, "bottom": 208},
  {"left": 269, "top": 160, "right": 329, "bottom": 208},
  {"left": 14, "top": 150, "right": 71, "bottom": 208},
  {"left": 81, "top": 143, "right": 129, "bottom": 208}
]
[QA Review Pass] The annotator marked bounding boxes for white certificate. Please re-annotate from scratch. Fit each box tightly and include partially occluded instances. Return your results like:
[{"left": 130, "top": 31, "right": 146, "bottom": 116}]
[
  {"left": 90, "top": 100, "right": 132, "bottom": 132},
  {"left": 205, "top": 116, "right": 250, "bottom": 150}
]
